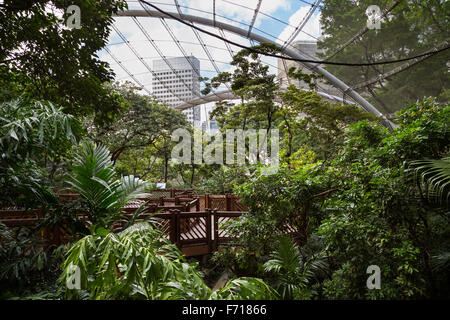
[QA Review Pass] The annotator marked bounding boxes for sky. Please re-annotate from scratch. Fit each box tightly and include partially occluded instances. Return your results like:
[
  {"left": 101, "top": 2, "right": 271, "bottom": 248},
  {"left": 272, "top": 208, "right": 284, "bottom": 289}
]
[{"left": 99, "top": 0, "right": 323, "bottom": 118}]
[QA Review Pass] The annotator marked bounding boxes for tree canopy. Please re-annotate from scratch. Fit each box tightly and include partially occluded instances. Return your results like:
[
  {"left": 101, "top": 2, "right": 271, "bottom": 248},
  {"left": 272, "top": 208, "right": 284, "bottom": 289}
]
[
  {"left": 319, "top": 0, "right": 450, "bottom": 113},
  {"left": 0, "top": 0, "right": 128, "bottom": 124}
]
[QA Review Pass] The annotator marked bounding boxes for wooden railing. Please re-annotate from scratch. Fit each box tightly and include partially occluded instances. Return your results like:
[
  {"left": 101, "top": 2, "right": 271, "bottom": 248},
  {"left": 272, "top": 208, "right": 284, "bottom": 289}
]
[
  {"left": 0, "top": 209, "right": 243, "bottom": 257},
  {"left": 54, "top": 189, "right": 245, "bottom": 212},
  {"left": 53, "top": 189, "right": 195, "bottom": 202},
  {"left": 145, "top": 189, "right": 194, "bottom": 199},
  {"left": 0, "top": 194, "right": 246, "bottom": 256},
  {"left": 146, "top": 209, "right": 243, "bottom": 256},
  {"left": 204, "top": 194, "right": 247, "bottom": 212}
]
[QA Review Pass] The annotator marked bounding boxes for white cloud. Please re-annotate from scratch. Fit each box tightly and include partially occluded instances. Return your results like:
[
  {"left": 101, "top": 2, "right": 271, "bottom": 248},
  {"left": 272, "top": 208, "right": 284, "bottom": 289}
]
[
  {"left": 180, "top": 0, "right": 290, "bottom": 27},
  {"left": 276, "top": 6, "right": 322, "bottom": 47},
  {"left": 100, "top": 0, "right": 303, "bottom": 100}
]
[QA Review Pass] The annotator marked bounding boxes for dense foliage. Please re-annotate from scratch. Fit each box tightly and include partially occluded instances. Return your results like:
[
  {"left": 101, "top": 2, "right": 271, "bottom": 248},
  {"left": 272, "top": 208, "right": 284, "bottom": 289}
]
[
  {"left": 0, "top": 98, "right": 81, "bottom": 207},
  {"left": 0, "top": 2, "right": 448, "bottom": 301},
  {"left": 60, "top": 222, "right": 276, "bottom": 300},
  {"left": 319, "top": 0, "right": 449, "bottom": 113},
  {"left": 0, "top": 0, "right": 128, "bottom": 124},
  {"left": 216, "top": 98, "right": 449, "bottom": 299}
]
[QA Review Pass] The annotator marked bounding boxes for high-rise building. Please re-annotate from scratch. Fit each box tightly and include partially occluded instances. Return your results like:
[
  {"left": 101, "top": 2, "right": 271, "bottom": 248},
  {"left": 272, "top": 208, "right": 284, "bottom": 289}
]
[
  {"left": 277, "top": 40, "right": 341, "bottom": 97},
  {"left": 152, "top": 56, "right": 201, "bottom": 126},
  {"left": 201, "top": 104, "right": 219, "bottom": 135}
]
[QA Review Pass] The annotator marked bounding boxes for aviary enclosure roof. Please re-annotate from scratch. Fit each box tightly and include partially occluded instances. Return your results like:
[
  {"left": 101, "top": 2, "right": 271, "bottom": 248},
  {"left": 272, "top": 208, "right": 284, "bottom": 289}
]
[{"left": 101, "top": 0, "right": 412, "bottom": 128}]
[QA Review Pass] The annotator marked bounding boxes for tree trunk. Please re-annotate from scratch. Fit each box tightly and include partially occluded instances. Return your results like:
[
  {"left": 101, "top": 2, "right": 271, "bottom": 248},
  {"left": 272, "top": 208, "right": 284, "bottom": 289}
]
[
  {"left": 163, "top": 153, "right": 168, "bottom": 183},
  {"left": 111, "top": 146, "right": 126, "bottom": 165},
  {"left": 190, "top": 163, "right": 195, "bottom": 186}
]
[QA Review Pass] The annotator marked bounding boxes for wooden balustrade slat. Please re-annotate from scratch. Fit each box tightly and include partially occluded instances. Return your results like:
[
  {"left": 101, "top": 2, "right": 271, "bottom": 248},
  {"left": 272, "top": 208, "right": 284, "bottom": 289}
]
[{"left": 1, "top": 193, "right": 248, "bottom": 256}]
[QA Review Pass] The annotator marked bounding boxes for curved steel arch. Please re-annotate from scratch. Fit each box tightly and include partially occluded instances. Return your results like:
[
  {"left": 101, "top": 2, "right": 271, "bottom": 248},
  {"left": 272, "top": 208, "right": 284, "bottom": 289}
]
[
  {"left": 175, "top": 88, "right": 356, "bottom": 111},
  {"left": 113, "top": 9, "right": 394, "bottom": 128}
]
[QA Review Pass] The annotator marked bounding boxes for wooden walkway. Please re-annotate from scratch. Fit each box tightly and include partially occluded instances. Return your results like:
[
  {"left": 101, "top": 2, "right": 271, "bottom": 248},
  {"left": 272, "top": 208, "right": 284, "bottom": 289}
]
[
  {"left": 137, "top": 209, "right": 242, "bottom": 256},
  {"left": 0, "top": 190, "right": 247, "bottom": 257}
]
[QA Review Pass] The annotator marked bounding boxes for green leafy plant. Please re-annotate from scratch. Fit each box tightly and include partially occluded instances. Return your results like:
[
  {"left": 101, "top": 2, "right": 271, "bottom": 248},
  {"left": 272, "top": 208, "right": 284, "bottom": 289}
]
[
  {"left": 0, "top": 98, "right": 81, "bottom": 207},
  {"left": 0, "top": 0, "right": 128, "bottom": 123},
  {"left": 410, "top": 156, "right": 450, "bottom": 206},
  {"left": 263, "top": 236, "right": 328, "bottom": 299},
  {"left": 59, "top": 222, "right": 276, "bottom": 300},
  {"left": 211, "top": 277, "right": 278, "bottom": 300},
  {"left": 0, "top": 221, "right": 69, "bottom": 297},
  {"left": 66, "top": 141, "right": 150, "bottom": 229},
  {"left": 59, "top": 222, "right": 208, "bottom": 299}
]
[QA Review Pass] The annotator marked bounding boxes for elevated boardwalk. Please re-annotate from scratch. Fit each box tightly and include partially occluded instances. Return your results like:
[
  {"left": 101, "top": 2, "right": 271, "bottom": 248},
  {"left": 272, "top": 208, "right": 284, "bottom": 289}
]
[{"left": 0, "top": 190, "right": 247, "bottom": 257}]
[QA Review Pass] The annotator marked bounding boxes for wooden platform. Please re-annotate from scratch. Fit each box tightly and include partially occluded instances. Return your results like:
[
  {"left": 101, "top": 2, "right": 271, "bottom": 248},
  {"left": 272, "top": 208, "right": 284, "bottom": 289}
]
[{"left": 0, "top": 191, "right": 247, "bottom": 257}]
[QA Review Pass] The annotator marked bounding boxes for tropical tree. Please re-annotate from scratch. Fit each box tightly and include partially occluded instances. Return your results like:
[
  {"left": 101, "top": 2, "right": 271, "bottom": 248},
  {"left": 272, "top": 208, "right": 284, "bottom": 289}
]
[
  {"left": 66, "top": 141, "right": 149, "bottom": 230},
  {"left": 213, "top": 98, "right": 449, "bottom": 299},
  {"left": 0, "top": 0, "right": 128, "bottom": 124},
  {"left": 263, "top": 236, "right": 328, "bottom": 299},
  {"left": 319, "top": 0, "right": 449, "bottom": 112},
  {"left": 202, "top": 43, "right": 282, "bottom": 155},
  {"left": 196, "top": 166, "right": 249, "bottom": 194},
  {"left": 210, "top": 277, "right": 277, "bottom": 300},
  {"left": 0, "top": 220, "right": 69, "bottom": 298},
  {"left": 60, "top": 222, "right": 209, "bottom": 299},
  {"left": 410, "top": 156, "right": 450, "bottom": 206},
  {"left": 279, "top": 85, "right": 377, "bottom": 161},
  {"left": 86, "top": 83, "right": 190, "bottom": 183},
  {"left": 318, "top": 99, "right": 450, "bottom": 299},
  {"left": 0, "top": 98, "right": 81, "bottom": 207},
  {"left": 410, "top": 155, "right": 450, "bottom": 275},
  {"left": 59, "top": 221, "right": 278, "bottom": 300}
]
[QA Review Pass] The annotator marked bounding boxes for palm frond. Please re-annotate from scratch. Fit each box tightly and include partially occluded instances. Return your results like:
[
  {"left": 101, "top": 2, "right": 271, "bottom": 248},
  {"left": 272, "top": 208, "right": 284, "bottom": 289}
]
[
  {"left": 264, "top": 236, "right": 300, "bottom": 276},
  {"left": 410, "top": 156, "right": 450, "bottom": 206},
  {"left": 67, "top": 142, "right": 119, "bottom": 212},
  {"left": 213, "top": 277, "right": 278, "bottom": 300},
  {"left": 0, "top": 98, "right": 79, "bottom": 153},
  {"left": 116, "top": 175, "right": 150, "bottom": 208},
  {"left": 431, "top": 251, "right": 450, "bottom": 271},
  {"left": 66, "top": 142, "right": 150, "bottom": 227},
  {"left": 263, "top": 236, "right": 328, "bottom": 299}
]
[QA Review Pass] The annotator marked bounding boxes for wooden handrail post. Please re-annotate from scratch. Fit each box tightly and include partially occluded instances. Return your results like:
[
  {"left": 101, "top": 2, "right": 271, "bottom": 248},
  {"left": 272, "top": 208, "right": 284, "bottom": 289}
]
[
  {"left": 148, "top": 203, "right": 156, "bottom": 213},
  {"left": 206, "top": 194, "right": 211, "bottom": 209},
  {"left": 174, "top": 209, "right": 182, "bottom": 248},
  {"left": 170, "top": 189, "right": 175, "bottom": 198},
  {"left": 213, "top": 210, "right": 219, "bottom": 251},
  {"left": 206, "top": 209, "right": 213, "bottom": 253},
  {"left": 168, "top": 209, "right": 177, "bottom": 246},
  {"left": 37, "top": 208, "right": 43, "bottom": 219},
  {"left": 225, "top": 194, "right": 232, "bottom": 211}
]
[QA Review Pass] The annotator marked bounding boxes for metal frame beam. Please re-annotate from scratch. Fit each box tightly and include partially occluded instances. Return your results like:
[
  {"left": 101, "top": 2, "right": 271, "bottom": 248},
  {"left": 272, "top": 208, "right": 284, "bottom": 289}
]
[
  {"left": 104, "top": 47, "right": 152, "bottom": 96},
  {"left": 247, "top": 0, "right": 262, "bottom": 37},
  {"left": 281, "top": 0, "right": 322, "bottom": 52},
  {"left": 174, "top": 87, "right": 356, "bottom": 111},
  {"left": 351, "top": 40, "right": 450, "bottom": 90},
  {"left": 113, "top": 9, "right": 392, "bottom": 127},
  {"left": 322, "top": 0, "right": 401, "bottom": 62},
  {"left": 112, "top": 22, "right": 195, "bottom": 106}
]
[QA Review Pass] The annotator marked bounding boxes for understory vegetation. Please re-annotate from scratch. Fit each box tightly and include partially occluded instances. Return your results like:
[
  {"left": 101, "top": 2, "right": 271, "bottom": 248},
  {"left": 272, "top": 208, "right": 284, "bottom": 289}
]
[
  {"left": 215, "top": 98, "right": 449, "bottom": 299},
  {"left": 0, "top": 0, "right": 449, "bottom": 300}
]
